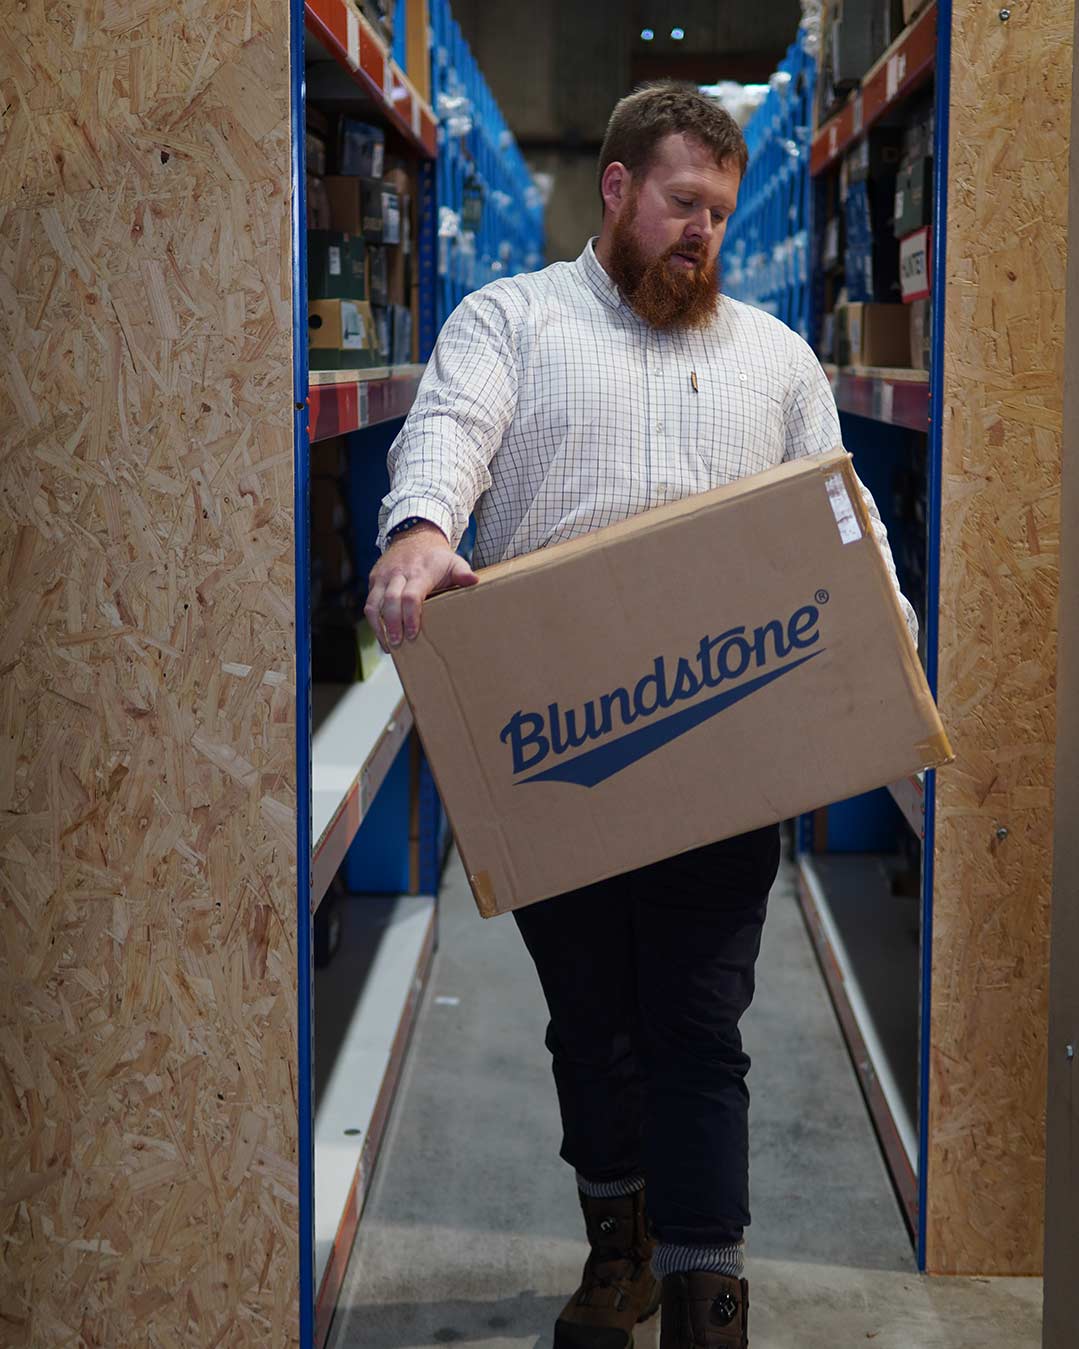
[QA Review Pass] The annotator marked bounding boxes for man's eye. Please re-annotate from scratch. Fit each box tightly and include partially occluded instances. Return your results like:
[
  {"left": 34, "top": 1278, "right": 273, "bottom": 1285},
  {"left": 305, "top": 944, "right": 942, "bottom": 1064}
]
[
  {"left": 712, "top": 213, "right": 726, "bottom": 224},
  {"left": 675, "top": 197, "right": 694, "bottom": 207}
]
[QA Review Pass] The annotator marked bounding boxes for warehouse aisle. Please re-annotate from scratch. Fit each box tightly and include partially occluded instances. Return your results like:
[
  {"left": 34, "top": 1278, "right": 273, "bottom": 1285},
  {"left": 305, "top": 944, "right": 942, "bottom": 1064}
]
[{"left": 327, "top": 848, "right": 1042, "bottom": 1349}]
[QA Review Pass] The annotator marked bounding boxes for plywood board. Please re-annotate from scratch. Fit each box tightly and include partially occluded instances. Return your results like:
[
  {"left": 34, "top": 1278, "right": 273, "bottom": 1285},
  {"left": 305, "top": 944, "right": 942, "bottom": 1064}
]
[
  {"left": 930, "top": 0, "right": 1073, "bottom": 1274},
  {"left": 1043, "top": 0, "right": 1079, "bottom": 1336},
  {"left": 0, "top": 2, "right": 299, "bottom": 1343}
]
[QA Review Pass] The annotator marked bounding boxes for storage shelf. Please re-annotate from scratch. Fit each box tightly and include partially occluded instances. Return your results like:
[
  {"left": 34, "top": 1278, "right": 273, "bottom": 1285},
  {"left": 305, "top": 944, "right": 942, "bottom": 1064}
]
[
  {"left": 313, "top": 892, "right": 436, "bottom": 1347},
  {"left": 888, "top": 770, "right": 926, "bottom": 840},
  {"left": 797, "top": 852, "right": 920, "bottom": 1233},
  {"left": 824, "top": 364, "right": 930, "bottom": 430},
  {"left": 304, "top": 0, "right": 437, "bottom": 157},
  {"left": 810, "top": 2, "right": 937, "bottom": 177},
  {"left": 307, "top": 363, "right": 425, "bottom": 442},
  {"left": 312, "top": 657, "right": 413, "bottom": 910}
]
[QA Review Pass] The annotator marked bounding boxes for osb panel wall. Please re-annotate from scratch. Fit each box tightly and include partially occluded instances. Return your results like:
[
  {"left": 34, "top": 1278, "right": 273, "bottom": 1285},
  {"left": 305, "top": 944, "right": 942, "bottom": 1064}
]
[
  {"left": 0, "top": 3, "right": 300, "bottom": 1344},
  {"left": 930, "top": 0, "right": 1073, "bottom": 1274}
]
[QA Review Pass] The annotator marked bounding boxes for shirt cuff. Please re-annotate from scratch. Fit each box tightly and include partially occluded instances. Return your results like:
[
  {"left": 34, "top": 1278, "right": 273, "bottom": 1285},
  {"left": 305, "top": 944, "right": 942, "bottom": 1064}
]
[{"left": 377, "top": 498, "right": 457, "bottom": 553}]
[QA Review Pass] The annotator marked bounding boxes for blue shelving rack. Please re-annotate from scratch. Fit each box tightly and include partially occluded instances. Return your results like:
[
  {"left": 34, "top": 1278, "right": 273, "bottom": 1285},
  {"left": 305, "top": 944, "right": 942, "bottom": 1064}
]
[
  {"left": 722, "top": 33, "right": 816, "bottom": 341},
  {"left": 428, "top": 0, "right": 546, "bottom": 325},
  {"left": 293, "top": 6, "right": 545, "bottom": 1339},
  {"left": 729, "top": 2, "right": 953, "bottom": 1273}
]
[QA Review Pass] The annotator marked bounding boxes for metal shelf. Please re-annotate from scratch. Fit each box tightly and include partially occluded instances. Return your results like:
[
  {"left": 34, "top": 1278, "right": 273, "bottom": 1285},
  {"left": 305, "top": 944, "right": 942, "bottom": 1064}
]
[
  {"left": 797, "top": 853, "right": 920, "bottom": 1234},
  {"left": 810, "top": 2, "right": 937, "bottom": 177},
  {"left": 313, "top": 892, "right": 436, "bottom": 1347},
  {"left": 307, "top": 363, "right": 425, "bottom": 442},
  {"left": 824, "top": 364, "right": 930, "bottom": 431},
  {"left": 311, "top": 657, "right": 413, "bottom": 910},
  {"left": 304, "top": 0, "right": 437, "bottom": 157},
  {"left": 888, "top": 771, "right": 926, "bottom": 840}
]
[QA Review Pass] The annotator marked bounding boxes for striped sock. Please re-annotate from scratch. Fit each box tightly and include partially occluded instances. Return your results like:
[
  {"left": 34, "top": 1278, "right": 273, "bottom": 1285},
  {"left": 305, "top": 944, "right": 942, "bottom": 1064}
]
[
  {"left": 652, "top": 1241, "right": 745, "bottom": 1280},
  {"left": 576, "top": 1172, "right": 646, "bottom": 1199}
]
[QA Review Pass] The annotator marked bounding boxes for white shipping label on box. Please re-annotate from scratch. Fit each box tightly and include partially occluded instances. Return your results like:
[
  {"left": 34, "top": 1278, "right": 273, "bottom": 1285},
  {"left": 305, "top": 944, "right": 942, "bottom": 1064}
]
[
  {"left": 340, "top": 301, "right": 365, "bottom": 350},
  {"left": 826, "top": 473, "right": 864, "bottom": 544},
  {"left": 900, "top": 227, "right": 931, "bottom": 302},
  {"left": 849, "top": 311, "right": 863, "bottom": 362}
]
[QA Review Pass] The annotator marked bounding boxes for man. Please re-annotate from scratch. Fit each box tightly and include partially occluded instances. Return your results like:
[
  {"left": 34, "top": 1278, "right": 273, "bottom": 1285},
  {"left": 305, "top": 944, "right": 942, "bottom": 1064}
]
[{"left": 365, "top": 82, "right": 916, "bottom": 1349}]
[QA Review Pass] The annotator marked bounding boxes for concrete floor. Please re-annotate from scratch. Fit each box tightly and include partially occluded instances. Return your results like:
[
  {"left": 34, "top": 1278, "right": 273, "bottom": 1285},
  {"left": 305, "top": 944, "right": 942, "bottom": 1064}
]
[{"left": 327, "top": 849, "right": 1042, "bottom": 1349}]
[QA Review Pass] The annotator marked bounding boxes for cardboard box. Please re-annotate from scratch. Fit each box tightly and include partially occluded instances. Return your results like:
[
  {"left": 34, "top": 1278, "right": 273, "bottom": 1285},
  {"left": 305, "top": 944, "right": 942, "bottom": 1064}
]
[
  {"left": 844, "top": 179, "right": 900, "bottom": 302},
  {"left": 338, "top": 119, "right": 385, "bottom": 179},
  {"left": 307, "top": 176, "right": 332, "bottom": 231},
  {"left": 899, "top": 226, "right": 931, "bottom": 302},
  {"left": 893, "top": 157, "right": 932, "bottom": 237},
  {"left": 308, "top": 299, "right": 378, "bottom": 370},
  {"left": 909, "top": 297, "right": 931, "bottom": 370},
  {"left": 838, "top": 301, "right": 911, "bottom": 368},
  {"left": 843, "top": 131, "right": 902, "bottom": 188},
  {"left": 381, "top": 187, "right": 402, "bottom": 246},
  {"left": 305, "top": 130, "right": 327, "bottom": 178},
  {"left": 326, "top": 176, "right": 386, "bottom": 241},
  {"left": 370, "top": 304, "right": 392, "bottom": 365},
  {"left": 308, "top": 230, "right": 368, "bottom": 301},
  {"left": 393, "top": 450, "right": 951, "bottom": 917},
  {"left": 390, "top": 303, "right": 413, "bottom": 365},
  {"left": 324, "top": 176, "right": 363, "bottom": 233},
  {"left": 819, "top": 311, "right": 837, "bottom": 363},
  {"left": 830, "top": 0, "right": 891, "bottom": 85},
  {"left": 368, "top": 245, "right": 389, "bottom": 306}
]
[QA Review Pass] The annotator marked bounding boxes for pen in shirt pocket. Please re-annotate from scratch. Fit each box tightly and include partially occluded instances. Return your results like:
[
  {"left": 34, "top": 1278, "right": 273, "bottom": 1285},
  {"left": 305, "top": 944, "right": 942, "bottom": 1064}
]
[{"left": 690, "top": 370, "right": 699, "bottom": 393}]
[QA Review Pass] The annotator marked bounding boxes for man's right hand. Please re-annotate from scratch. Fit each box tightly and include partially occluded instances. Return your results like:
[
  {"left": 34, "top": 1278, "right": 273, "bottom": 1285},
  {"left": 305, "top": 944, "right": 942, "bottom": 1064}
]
[{"left": 364, "top": 522, "right": 479, "bottom": 652}]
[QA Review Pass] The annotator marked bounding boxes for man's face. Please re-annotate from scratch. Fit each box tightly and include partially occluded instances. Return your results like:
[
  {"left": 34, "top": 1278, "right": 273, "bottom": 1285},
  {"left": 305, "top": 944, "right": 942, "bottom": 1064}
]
[{"left": 605, "top": 132, "right": 741, "bottom": 330}]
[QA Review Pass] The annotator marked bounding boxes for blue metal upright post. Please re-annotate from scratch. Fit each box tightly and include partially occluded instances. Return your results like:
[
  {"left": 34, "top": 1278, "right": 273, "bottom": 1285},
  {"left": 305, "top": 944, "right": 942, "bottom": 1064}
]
[
  {"left": 289, "top": 0, "right": 315, "bottom": 1342},
  {"left": 917, "top": 0, "right": 951, "bottom": 1277}
]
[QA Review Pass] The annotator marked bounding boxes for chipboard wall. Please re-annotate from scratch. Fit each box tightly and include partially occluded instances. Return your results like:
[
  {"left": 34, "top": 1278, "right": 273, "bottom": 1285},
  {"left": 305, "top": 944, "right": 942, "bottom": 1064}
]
[{"left": 731, "top": 0, "right": 1073, "bottom": 1275}]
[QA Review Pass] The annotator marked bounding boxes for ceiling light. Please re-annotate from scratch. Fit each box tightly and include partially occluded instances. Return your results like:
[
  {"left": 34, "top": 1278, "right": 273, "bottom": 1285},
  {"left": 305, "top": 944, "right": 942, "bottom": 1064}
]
[
  {"left": 641, "top": 27, "right": 655, "bottom": 40},
  {"left": 671, "top": 26, "right": 685, "bottom": 40}
]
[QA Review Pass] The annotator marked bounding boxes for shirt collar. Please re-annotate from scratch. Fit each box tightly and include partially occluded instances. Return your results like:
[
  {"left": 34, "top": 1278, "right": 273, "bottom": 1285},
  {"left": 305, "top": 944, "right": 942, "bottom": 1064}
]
[{"left": 575, "top": 238, "right": 624, "bottom": 312}]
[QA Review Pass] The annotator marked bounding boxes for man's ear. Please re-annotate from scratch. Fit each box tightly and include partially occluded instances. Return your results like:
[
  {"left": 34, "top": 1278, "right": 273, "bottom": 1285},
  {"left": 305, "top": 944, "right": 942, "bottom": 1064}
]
[{"left": 600, "top": 161, "right": 631, "bottom": 216}]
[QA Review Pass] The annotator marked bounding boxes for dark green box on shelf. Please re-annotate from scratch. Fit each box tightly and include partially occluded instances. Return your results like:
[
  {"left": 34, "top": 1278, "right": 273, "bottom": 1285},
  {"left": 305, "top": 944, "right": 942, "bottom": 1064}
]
[
  {"left": 308, "top": 230, "right": 368, "bottom": 301},
  {"left": 893, "top": 158, "right": 932, "bottom": 238}
]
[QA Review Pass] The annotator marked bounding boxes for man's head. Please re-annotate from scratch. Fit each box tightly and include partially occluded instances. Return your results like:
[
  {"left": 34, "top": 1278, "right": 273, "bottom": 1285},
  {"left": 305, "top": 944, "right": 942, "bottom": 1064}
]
[{"left": 595, "top": 82, "right": 747, "bottom": 330}]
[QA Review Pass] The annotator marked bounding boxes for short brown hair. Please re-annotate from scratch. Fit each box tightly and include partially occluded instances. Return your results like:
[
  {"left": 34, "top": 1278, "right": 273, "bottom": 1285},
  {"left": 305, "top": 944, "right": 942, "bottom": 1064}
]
[{"left": 598, "top": 81, "right": 748, "bottom": 206}]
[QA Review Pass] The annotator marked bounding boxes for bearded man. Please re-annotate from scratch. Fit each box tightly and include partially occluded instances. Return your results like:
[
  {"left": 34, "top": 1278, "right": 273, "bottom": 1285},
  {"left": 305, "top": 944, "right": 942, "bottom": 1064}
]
[{"left": 365, "top": 82, "right": 916, "bottom": 1349}]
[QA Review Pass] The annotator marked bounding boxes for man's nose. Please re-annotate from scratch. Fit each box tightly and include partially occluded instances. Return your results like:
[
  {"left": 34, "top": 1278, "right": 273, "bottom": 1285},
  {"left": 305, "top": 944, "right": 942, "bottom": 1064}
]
[{"left": 683, "top": 212, "right": 714, "bottom": 245}]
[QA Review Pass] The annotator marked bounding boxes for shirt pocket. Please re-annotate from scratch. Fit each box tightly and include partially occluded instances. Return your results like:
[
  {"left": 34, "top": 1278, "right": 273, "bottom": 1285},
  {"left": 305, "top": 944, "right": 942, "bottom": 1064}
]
[{"left": 689, "top": 367, "right": 786, "bottom": 484}]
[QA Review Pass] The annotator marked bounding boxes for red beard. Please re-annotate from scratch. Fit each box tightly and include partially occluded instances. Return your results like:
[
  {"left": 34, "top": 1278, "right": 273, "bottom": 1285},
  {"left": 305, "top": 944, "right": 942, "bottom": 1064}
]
[{"left": 607, "top": 194, "right": 720, "bottom": 331}]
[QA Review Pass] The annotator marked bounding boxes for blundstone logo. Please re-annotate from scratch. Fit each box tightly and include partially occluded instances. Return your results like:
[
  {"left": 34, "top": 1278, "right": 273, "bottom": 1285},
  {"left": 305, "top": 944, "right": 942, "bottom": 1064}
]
[{"left": 499, "top": 599, "right": 826, "bottom": 789}]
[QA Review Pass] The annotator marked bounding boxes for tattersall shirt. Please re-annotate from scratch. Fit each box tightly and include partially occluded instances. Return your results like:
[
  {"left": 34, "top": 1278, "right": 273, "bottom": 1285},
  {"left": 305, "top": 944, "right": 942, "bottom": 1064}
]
[{"left": 379, "top": 240, "right": 918, "bottom": 643}]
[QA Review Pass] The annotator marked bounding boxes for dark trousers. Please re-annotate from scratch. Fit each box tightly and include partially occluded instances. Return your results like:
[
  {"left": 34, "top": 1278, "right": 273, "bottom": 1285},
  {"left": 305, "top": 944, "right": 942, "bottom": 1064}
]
[{"left": 513, "top": 824, "right": 781, "bottom": 1248}]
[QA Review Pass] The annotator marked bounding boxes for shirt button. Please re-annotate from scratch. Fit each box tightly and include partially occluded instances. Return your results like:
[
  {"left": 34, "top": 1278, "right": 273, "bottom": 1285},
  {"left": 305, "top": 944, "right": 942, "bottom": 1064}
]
[{"left": 655, "top": 422, "right": 664, "bottom": 433}]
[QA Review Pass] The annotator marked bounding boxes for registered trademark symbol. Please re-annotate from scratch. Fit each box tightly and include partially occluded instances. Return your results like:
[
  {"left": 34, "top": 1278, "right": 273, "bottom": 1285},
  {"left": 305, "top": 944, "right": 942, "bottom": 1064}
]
[{"left": 815, "top": 589, "right": 830, "bottom": 605}]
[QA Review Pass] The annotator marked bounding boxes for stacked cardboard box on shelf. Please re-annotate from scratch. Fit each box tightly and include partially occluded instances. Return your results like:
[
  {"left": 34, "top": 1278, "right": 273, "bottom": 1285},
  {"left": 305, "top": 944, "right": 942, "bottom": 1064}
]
[
  {"left": 842, "top": 131, "right": 902, "bottom": 303},
  {"left": 894, "top": 95, "right": 933, "bottom": 326},
  {"left": 816, "top": 0, "right": 904, "bottom": 128},
  {"left": 835, "top": 301, "right": 911, "bottom": 368},
  {"left": 305, "top": 109, "right": 418, "bottom": 371}
]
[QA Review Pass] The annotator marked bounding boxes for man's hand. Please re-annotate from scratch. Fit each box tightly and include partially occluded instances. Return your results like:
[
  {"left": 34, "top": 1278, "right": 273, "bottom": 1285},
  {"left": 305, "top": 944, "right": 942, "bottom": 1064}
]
[{"left": 365, "top": 522, "right": 478, "bottom": 651}]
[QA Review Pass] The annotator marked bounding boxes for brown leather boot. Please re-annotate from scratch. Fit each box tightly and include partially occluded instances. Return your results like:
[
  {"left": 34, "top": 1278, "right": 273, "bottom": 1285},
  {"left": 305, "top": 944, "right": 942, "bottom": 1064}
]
[
  {"left": 553, "top": 1187, "right": 661, "bottom": 1349},
  {"left": 659, "top": 1271, "right": 749, "bottom": 1348}
]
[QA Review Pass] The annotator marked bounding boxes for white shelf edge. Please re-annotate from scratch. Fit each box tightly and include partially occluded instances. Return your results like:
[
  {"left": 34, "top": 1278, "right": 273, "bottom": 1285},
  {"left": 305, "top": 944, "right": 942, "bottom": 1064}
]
[
  {"left": 799, "top": 855, "right": 919, "bottom": 1174},
  {"left": 888, "top": 770, "right": 926, "bottom": 840},
  {"left": 308, "top": 363, "right": 426, "bottom": 387},
  {"left": 311, "top": 656, "right": 409, "bottom": 850},
  {"left": 314, "top": 893, "right": 436, "bottom": 1294}
]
